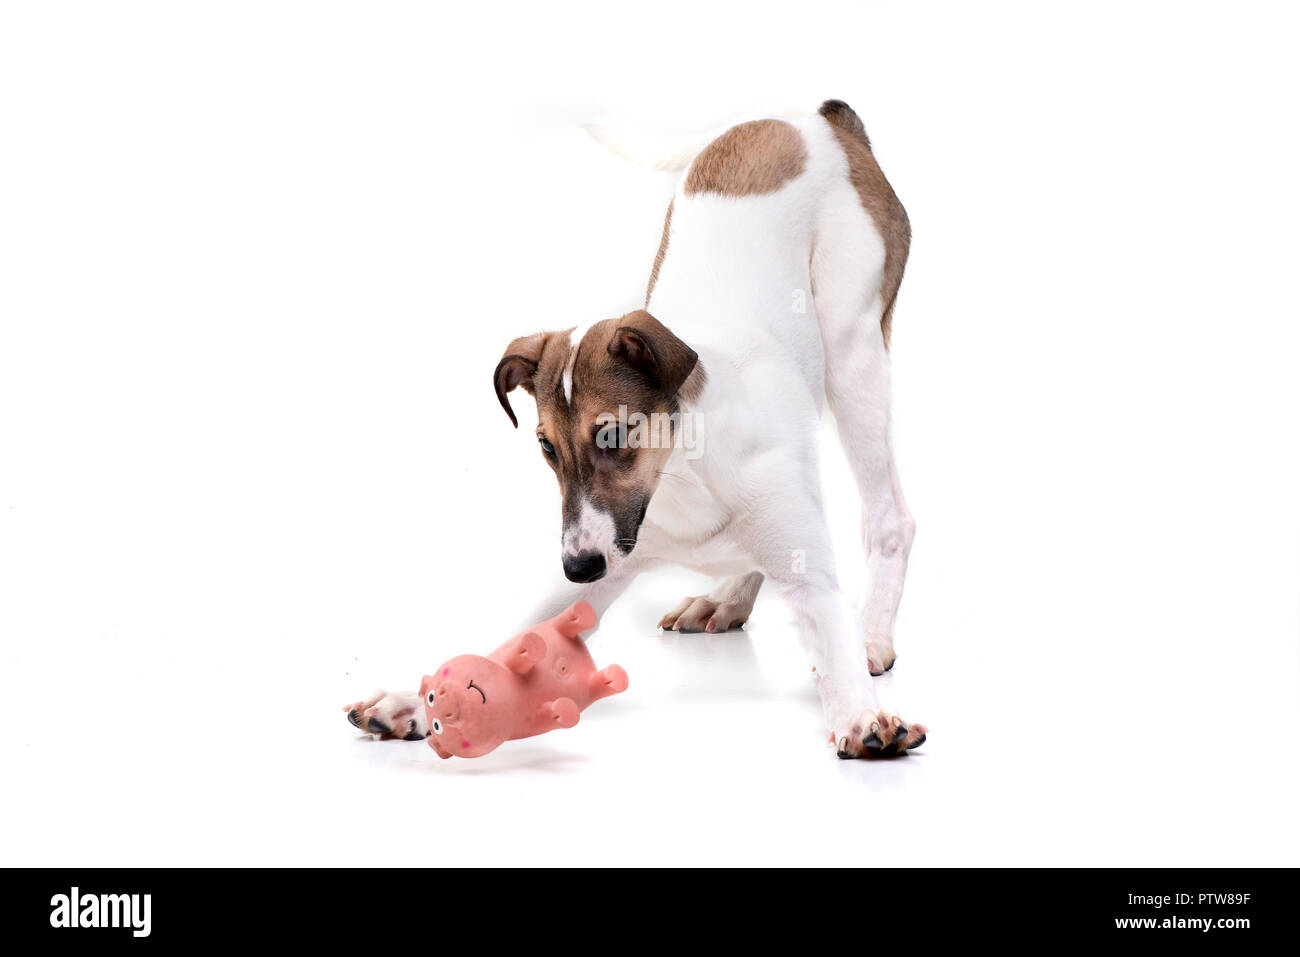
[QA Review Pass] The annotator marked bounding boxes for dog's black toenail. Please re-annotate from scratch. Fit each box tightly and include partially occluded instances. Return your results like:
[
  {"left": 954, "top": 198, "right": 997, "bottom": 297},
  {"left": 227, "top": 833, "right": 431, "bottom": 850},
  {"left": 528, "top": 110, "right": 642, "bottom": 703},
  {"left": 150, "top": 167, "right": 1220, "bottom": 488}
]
[
  {"left": 367, "top": 717, "right": 391, "bottom": 735},
  {"left": 885, "top": 657, "right": 896, "bottom": 672},
  {"left": 401, "top": 720, "right": 422, "bottom": 741},
  {"left": 908, "top": 733, "right": 926, "bottom": 749},
  {"left": 837, "top": 749, "right": 854, "bottom": 759},
  {"left": 863, "top": 732, "right": 884, "bottom": 751},
  {"left": 347, "top": 709, "right": 363, "bottom": 728}
]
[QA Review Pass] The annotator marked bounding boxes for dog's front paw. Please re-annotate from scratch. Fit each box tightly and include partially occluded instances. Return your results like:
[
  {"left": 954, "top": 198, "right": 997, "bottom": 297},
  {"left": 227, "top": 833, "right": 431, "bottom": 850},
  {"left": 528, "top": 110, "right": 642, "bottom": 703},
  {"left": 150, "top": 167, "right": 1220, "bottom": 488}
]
[
  {"left": 657, "top": 595, "right": 749, "bottom": 634},
  {"left": 833, "top": 709, "right": 926, "bottom": 759},
  {"left": 342, "top": 689, "right": 428, "bottom": 741}
]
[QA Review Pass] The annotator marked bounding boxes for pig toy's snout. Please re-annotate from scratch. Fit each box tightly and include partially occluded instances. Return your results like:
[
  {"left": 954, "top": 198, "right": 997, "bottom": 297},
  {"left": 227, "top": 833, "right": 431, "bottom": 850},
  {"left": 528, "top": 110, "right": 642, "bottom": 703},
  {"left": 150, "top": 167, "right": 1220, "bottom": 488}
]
[{"left": 433, "top": 684, "right": 462, "bottom": 723}]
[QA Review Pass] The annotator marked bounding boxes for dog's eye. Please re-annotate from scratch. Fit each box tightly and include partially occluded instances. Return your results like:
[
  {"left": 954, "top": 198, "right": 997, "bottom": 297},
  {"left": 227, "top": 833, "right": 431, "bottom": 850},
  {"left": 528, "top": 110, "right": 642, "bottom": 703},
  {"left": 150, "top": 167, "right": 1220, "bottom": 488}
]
[
  {"left": 431, "top": 718, "right": 443, "bottom": 735},
  {"left": 539, "top": 437, "right": 555, "bottom": 456},
  {"left": 426, "top": 690, "right": 436, "bottom": 707}
]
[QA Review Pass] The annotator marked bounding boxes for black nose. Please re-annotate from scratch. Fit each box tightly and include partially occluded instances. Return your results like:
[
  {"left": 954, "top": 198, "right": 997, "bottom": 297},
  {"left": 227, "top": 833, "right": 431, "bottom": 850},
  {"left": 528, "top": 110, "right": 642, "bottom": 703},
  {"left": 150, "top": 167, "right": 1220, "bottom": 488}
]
[{"left": 563, "top": 550, "right": 607, "bottom": 583}]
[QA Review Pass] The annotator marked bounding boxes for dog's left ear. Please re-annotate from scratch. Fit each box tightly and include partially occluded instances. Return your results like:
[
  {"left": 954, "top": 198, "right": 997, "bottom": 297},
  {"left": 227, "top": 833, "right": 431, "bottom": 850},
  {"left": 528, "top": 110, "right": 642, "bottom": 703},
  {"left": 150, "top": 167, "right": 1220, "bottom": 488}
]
[
  {"left": 493, "top": 332, "right": 549, "bottom": 428},
  {"left": 608, "top": 310, "right": 698, "bottom": 397}
]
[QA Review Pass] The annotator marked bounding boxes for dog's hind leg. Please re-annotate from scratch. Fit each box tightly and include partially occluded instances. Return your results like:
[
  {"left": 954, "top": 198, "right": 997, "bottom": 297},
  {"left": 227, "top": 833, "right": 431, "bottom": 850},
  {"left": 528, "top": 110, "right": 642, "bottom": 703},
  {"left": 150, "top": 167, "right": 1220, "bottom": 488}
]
[
  {"left": 657, "top": 571, "right": 764, "bottom": 634},
  {"left": 821, "top": 329, "right": 915, "bottom": 674},
  {"left": 733, "top": 455, "right": 926, "bottom": 757},
  {"left": 811, "top": 162, "right": 915, "bottom": 674}
]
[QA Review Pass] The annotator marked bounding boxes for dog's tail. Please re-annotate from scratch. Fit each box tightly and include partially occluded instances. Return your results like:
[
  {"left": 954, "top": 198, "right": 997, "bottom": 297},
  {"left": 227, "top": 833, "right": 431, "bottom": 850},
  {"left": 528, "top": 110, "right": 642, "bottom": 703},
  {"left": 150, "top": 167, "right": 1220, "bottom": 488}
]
[{"left": 582, "top": 102, "right": 809, "bottom": 172}]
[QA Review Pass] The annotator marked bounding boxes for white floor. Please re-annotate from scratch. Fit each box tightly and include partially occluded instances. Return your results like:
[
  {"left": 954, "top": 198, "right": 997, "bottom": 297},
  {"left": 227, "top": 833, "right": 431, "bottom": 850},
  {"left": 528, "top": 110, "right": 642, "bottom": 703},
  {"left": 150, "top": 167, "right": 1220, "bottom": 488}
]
[
  {"left": 2, "top": 1, "right": 1298, "bottom": 867},
  {"left": 6, "top": 521, "right": 1298, "bottom": 867}
]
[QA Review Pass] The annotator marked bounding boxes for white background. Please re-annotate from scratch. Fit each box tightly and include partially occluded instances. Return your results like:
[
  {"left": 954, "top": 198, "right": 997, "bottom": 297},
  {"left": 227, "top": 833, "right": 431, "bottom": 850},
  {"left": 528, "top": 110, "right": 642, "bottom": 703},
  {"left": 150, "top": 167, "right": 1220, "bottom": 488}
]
[{"left": 2, "top": 1, "right": 1297, "bottom": 867}]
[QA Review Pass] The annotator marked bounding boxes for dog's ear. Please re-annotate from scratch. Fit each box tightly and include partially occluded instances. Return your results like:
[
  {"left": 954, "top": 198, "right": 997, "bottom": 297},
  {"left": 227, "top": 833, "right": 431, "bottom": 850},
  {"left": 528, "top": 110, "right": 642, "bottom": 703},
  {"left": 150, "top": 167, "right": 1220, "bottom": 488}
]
[
  {"left": 608, "top": 310, "right": 698, "bottom": 397},
  {"left": 493, "top": 333, "right": 549, "bottom": 428}
]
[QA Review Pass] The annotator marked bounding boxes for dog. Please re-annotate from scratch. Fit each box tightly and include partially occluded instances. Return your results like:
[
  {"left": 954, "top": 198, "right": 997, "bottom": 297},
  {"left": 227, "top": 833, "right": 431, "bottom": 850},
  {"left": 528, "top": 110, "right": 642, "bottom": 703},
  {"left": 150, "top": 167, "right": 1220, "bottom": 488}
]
[{"left": 346, "top": 100, "right": 926, "bottom": 758}]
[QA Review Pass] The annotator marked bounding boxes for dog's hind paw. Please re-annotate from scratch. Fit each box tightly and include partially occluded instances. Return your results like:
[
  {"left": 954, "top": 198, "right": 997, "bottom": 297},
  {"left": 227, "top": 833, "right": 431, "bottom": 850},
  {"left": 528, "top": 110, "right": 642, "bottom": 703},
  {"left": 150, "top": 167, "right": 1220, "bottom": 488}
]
[
  {"left": 866, "top": 634, "right": 897, "bottom": 675},
  {"left": 342, "top": 690, "right": 428, "bottom": 741},
  {"left": 833, "top": 709, "right": 927, "bottom": 759}
]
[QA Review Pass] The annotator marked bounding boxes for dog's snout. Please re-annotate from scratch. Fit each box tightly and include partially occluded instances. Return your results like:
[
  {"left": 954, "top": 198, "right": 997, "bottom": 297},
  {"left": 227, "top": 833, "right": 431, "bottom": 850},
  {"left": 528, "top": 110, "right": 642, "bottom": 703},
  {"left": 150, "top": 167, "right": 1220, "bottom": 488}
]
[{"left": 563, "top": 550, "right": 607, "bottom": 583}]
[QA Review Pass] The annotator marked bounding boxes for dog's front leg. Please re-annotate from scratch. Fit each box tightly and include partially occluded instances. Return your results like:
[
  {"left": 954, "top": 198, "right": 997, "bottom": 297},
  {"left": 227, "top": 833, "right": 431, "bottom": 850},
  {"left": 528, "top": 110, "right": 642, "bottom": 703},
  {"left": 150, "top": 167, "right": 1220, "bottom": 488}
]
[{"left": 522, "top": 554, "right": 655, "bottom": 630}]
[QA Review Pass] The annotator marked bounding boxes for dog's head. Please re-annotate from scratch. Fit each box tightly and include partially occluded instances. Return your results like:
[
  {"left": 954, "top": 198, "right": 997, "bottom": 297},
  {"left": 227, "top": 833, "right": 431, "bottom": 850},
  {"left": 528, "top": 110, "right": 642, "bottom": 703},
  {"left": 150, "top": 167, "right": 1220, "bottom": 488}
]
[{"left": 494, "top": 310, "right": 700, "bottom": 583}]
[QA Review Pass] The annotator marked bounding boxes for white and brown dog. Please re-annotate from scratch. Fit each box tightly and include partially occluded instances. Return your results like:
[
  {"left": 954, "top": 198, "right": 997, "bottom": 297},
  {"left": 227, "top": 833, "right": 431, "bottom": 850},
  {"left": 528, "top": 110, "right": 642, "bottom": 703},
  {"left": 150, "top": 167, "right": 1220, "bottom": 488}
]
[{"left": 346, "top": 100, "right": 926, "bottom": 758}]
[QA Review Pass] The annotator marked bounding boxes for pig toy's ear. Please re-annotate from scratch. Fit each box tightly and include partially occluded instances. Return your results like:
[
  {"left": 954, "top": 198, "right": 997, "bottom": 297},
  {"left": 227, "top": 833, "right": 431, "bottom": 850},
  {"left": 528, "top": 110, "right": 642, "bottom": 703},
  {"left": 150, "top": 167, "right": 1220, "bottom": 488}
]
[
  {"left": 504, "top": 631, "right": 547, "bottom": 675},
  {"left": 557, "top": 601, "right": 598, "bottom": 636}
]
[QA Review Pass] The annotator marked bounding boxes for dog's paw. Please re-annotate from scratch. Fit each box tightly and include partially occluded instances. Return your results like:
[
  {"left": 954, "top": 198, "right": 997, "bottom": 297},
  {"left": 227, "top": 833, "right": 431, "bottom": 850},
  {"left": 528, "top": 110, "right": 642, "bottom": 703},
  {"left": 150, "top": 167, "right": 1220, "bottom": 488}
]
[
  {"left": 833, "top": 709, "right": 927, "bottom": 759},
  {"left": 342, "top": 689, "right": 428, "bottom": 741},
  {"left": 866, "top": 635, "right": 897, "bottom": 675},
  {"left": 657, "top": 595, "right": 749, "bottom": 634}
]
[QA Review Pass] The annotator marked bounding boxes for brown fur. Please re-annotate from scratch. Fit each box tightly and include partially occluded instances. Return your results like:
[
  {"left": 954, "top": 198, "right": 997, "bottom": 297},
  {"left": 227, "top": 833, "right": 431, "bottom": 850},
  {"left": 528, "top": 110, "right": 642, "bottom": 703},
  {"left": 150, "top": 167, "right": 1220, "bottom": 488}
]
[
  {"left": 683, "top": 119, "right": 808, "bottom": 197},
  {"left": 495, "top": 311, "right": 700, "bottom": 553},
  {"left": 646, "top": 199, "right": 673, "bottom": 306},
  {"left": 818, "top": 99, "right": 911, "bottom": 348}
]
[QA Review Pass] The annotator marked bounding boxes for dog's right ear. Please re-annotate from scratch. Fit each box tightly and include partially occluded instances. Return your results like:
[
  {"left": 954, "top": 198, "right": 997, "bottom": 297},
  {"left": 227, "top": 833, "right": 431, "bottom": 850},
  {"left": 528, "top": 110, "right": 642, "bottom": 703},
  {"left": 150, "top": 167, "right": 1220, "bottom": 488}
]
[{"left": 493, "top": 333, "right": 549, "bottom": 428}]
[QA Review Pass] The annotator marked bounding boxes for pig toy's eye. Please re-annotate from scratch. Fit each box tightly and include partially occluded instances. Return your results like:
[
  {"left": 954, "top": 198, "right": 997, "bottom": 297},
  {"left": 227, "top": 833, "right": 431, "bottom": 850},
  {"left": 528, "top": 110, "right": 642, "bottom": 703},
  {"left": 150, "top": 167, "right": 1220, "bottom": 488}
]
[
  {"left": 426, "top": 689, "right": 436, "bottom": 708},
  {"left": 431, "top": 718, "right": 443, "bottom": 735}
]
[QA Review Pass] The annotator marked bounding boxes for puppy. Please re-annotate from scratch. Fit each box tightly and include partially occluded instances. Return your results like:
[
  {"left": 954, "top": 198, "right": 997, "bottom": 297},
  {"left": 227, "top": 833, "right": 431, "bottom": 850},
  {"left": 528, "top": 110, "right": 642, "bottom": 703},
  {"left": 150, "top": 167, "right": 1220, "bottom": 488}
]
[{"left": 347, "top": 100, "right": 926, "bottom": 758}]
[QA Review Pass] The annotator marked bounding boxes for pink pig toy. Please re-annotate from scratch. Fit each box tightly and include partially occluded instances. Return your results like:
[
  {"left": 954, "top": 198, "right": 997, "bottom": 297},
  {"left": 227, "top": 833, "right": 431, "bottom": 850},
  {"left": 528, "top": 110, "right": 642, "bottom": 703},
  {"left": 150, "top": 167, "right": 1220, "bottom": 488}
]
[{"left": 419, "top": 601, "right": 628, "bottom": 759}]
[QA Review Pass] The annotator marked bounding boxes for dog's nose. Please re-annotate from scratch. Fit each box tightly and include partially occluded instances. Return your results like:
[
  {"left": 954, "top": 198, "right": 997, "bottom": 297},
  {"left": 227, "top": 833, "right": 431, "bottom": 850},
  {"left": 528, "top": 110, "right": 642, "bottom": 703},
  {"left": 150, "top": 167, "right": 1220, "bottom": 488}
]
[{"left": 563, "top": 550, "right": 606, "bottom": 583}]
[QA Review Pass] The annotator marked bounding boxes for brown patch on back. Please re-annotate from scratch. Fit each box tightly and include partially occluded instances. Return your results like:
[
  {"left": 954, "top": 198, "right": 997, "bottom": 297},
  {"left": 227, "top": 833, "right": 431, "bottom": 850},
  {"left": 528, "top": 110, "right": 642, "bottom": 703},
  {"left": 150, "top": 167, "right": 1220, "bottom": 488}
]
[
  {"left": 819, "top": 100, "right": 911, "bottom": 348},
  {"left": 683, "top": 119, "right": 808, "bottom": 198},
  {"left": 646, "top": 199, "right": 673, "bottom": 306}
]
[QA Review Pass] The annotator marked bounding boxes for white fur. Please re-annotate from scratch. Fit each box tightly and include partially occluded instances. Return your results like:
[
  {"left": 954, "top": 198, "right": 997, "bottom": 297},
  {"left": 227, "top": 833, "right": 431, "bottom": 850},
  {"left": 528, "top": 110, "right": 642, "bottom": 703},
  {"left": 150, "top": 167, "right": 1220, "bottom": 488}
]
[
  {"left": 562, "top": 498, "right": 617, "bottom": 559},
  {"left": 561, "top": 321, "right": 596, "bottom": 403},
  {"left": 531, "top": 112, "right": 920, "bottom": 751}
]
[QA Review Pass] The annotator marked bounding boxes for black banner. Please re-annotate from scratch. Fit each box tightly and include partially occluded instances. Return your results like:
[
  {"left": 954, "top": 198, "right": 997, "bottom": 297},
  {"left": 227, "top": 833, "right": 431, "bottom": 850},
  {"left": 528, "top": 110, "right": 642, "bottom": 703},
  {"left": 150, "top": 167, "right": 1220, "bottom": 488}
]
[{"left": 8, "top": 868, "right": 1293, "bottom": 946}]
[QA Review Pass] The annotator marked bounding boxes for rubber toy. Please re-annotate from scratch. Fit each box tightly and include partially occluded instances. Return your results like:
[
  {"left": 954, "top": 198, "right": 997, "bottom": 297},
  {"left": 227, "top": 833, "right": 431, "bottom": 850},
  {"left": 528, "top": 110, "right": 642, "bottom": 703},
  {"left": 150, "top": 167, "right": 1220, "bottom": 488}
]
[{"left": 420, "top": 600, "right": 628, "bottom": 758}]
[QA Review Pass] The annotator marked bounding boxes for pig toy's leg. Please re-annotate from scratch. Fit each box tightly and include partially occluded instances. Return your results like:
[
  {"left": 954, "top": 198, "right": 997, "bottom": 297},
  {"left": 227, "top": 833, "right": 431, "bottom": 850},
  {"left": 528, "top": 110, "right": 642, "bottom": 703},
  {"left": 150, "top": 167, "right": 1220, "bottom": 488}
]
[
  {"left": 541, "top": 697, "right": 580, "bottom": 729},
  {"left": 589, "top": 664, "right": 629, "bottom": 701},
  {"left": 551, "top": 600, "right": 599, "bottom": 637}
]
